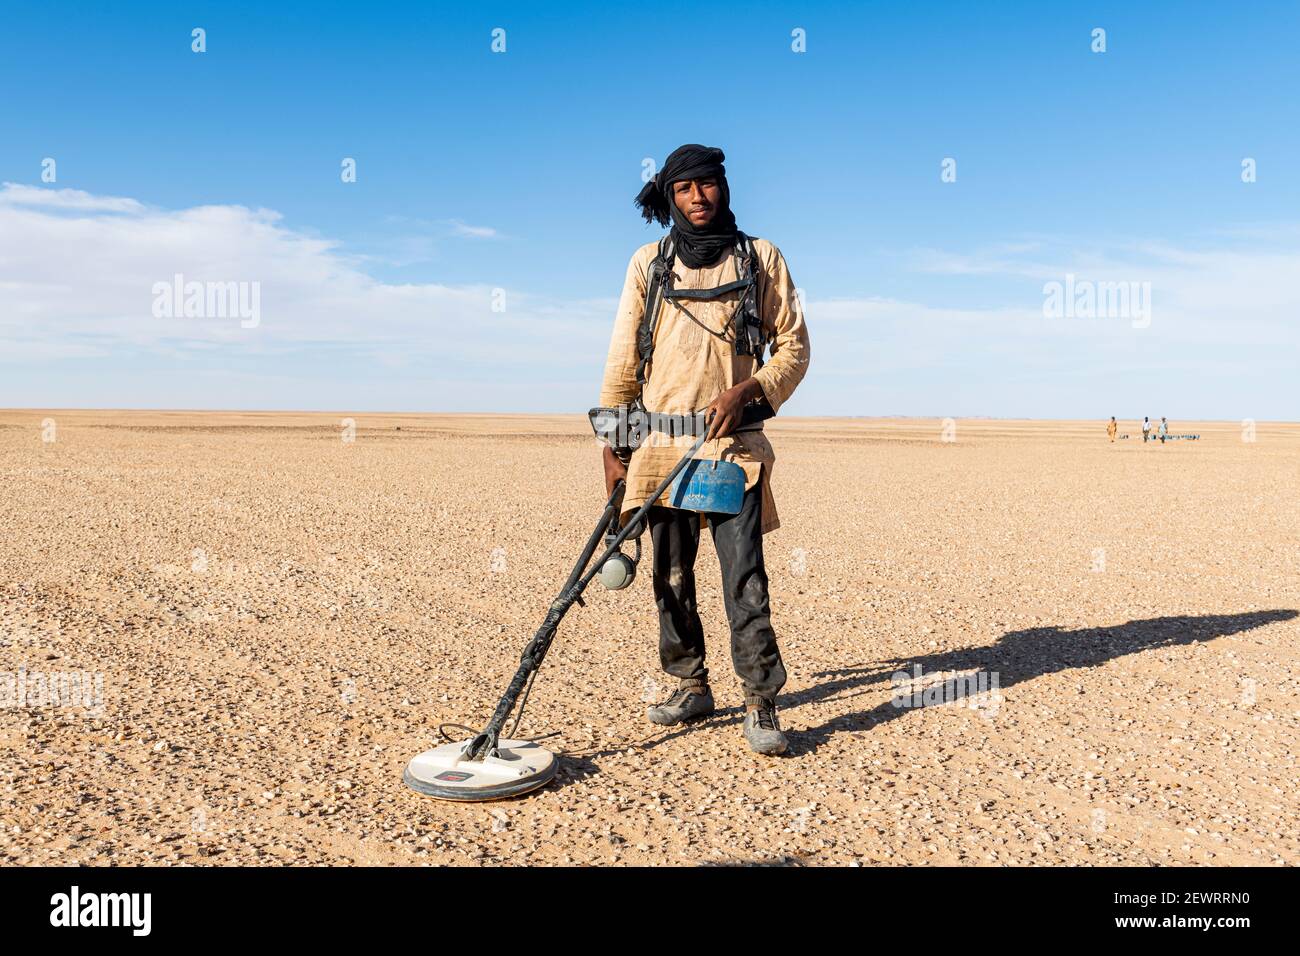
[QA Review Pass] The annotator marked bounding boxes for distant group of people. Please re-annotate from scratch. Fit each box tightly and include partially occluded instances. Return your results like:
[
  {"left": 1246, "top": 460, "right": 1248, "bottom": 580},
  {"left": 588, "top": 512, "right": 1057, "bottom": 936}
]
[{"left": 1106, "top": 416, "right": 1170, "bottom": 443}]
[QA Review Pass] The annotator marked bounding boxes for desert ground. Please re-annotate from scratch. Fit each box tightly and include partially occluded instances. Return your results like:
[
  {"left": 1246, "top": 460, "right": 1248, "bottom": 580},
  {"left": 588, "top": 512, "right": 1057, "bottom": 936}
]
[{"left": 1, "top": 410, "right": 1297, "bottom": 866}]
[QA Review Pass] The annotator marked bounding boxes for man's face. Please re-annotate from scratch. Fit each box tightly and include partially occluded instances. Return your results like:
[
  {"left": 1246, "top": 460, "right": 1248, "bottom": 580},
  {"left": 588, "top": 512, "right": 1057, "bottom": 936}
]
[{"left": 671, "top": 177, "right": 720, "bottom": 226}]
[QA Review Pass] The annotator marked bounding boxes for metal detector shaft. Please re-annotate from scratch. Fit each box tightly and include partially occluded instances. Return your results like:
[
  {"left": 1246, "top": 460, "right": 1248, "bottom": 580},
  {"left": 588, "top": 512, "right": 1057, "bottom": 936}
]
[{"left": 463, "top": 429, "right": 712, "bottom": 760}]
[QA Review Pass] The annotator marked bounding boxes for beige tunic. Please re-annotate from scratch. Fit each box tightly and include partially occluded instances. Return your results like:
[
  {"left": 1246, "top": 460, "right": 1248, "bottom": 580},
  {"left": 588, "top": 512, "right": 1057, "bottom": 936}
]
[{"left": 598, "top": 236, "right": 811, "bottom": 534}]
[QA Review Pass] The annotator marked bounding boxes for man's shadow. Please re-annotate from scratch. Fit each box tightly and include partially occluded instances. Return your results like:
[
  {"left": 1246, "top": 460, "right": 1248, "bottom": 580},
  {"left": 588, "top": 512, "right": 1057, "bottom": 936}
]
[{"left": 785, "top": 608, "right": 1298, "bottom": 754}]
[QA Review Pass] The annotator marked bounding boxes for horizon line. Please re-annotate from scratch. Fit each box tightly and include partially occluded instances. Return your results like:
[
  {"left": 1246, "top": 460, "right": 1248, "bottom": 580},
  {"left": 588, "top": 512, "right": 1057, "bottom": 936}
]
[{"left": 2, "top": 407, "right": 1295, "bottom": 426}]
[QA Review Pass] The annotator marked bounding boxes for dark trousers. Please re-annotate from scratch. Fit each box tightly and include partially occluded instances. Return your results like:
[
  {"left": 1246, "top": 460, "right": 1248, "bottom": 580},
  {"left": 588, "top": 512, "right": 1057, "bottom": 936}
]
[{"left": 647, "top": 480, "right": 787, "bottom": 705}]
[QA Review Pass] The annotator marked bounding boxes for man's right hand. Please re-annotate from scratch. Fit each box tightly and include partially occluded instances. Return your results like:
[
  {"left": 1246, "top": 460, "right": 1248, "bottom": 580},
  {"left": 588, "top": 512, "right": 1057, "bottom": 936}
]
[{"left": 602, "top": 444, "right": 628, "bottom": 497}]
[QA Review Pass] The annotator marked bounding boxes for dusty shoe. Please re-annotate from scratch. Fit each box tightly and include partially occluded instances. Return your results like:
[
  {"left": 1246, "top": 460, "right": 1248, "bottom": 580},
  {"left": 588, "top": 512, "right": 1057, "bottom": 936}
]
[
  {"left": 647, "top": 681, "right": 715, "bottom": 726},
  {"left": 743, "top": 700, "right": 788, "bottom": 755}
]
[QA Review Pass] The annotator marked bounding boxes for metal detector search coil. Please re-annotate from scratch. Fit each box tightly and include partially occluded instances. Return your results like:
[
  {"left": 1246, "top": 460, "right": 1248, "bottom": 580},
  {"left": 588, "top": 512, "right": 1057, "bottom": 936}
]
[{"left": 403, "top": 738, "right": 557, "bottom": 801}]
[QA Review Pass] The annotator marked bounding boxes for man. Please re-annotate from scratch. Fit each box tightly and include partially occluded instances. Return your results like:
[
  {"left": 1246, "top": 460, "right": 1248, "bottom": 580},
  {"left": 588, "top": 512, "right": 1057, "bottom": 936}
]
[
  {"left": 1142, "top": 416, "right": 1151, "bottom": 443},
  {"left": 597, "top": 144, "right": 810, "bottom": 755},
  {"left": 1106, "top": 416, "right": 1117, "bottom": 442},
  {"left": 1158, "top": 417, "right": 1169, "bottom": 443}
]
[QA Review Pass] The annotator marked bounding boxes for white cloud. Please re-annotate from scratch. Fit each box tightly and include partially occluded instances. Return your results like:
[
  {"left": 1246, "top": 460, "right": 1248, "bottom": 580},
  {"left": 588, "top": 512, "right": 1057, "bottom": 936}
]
[
  {"left": 0, "top": 184, "right": 605, "bottom": 368},
  {"left": 795, "top": 234, "right": 1299, "bottom": 417},
  {"left": 448, "top": 219, "right": 499, "bottom": 239},
  {"left": 902, "top": 235, "right": 1300, "bottom": 349},
  {"left": 0, "top": 182, "right": 145, "bottom": 214},
  {"left": 1, "top": 182, "right": 1295, "bottom": 417}
]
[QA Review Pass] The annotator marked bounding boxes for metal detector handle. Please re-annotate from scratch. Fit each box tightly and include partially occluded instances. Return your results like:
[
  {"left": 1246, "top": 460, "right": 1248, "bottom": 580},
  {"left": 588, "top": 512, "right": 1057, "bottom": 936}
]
[
  {"left": 740, "top": 395, "right": 776, "bottom": 426},
  {"left": 685, "top": 399, "right": 770, "bottom": 438}
]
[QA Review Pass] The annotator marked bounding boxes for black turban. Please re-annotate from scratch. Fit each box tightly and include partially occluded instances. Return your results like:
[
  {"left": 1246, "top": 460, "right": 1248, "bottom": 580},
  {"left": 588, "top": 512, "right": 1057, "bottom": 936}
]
[{"left": 634, "top": 144, "right": 739, "bottom": 269}]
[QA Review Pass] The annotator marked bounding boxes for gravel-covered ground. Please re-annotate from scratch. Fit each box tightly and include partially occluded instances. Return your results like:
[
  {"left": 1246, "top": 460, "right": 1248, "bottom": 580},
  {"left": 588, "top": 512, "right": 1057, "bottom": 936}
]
[{"left": 1, "top": 410, "right": 1297, "bottom": 866}]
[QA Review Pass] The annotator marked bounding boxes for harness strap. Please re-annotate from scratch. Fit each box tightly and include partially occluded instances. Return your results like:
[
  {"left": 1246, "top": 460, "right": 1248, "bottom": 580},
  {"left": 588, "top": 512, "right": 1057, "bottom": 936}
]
[
  {"left": 634, "top": 231, "right": 768, "bottom": 386},
  {"left": 635, "top": 234, "right": 674, "bottom": 386},
  {"left": 663, "top": 276, "right": 753, "bottom": 300}
]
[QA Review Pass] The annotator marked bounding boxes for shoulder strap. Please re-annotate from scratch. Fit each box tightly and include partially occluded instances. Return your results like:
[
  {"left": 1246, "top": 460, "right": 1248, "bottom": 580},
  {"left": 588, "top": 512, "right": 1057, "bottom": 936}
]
[
  {"left": 635, "top": 235, "right": 673, "bottom": 386},
  {"left": 734, "top": 232, "right": 770, "bottom": 370},
  {"left": 737, "top": 231, "right": 759, "bottom": 287}
]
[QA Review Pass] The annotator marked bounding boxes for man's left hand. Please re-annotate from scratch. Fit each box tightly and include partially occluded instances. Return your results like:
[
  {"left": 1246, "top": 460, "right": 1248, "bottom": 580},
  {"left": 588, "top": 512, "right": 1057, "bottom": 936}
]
[{"left": 705, "top": 378, "right": 764, "bottom": 440}]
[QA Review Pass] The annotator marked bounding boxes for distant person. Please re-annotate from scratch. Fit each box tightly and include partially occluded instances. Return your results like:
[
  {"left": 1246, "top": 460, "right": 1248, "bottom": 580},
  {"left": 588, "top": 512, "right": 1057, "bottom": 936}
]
[
  {"left": 1158, "top": 417, "right": 1169, "bottom": 443},
  {"left": 1142, "top": 416, "right": 1151, "bottom": 443},
  {"left": 1107, "top": 417, "right": 1117, "bottom": 442}
]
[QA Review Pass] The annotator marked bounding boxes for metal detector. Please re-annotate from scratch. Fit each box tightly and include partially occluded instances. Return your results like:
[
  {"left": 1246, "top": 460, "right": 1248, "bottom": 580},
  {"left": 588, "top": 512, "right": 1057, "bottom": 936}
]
[{"left": 403, "top": 426, "right": 719, "bottom": 802}]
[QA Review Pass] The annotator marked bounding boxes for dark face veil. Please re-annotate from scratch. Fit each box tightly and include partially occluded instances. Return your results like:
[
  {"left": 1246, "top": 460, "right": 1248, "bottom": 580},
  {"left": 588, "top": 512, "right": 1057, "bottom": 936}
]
[{"left": 634, "top": 144, "right": 739, "bottom": 268}]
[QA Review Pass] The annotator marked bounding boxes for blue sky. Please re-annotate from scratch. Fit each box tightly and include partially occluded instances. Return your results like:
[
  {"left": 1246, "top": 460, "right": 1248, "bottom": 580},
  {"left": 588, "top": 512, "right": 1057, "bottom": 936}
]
[{"left": 1, "top": 1, "right": 1297, "bottom": 418}]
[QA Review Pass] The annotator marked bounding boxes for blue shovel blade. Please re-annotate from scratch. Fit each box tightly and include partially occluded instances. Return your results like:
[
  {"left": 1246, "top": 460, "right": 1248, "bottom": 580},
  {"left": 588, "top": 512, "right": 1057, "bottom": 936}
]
[{"left": 669, "top": 459, "right": 745, "bottom": 514}]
